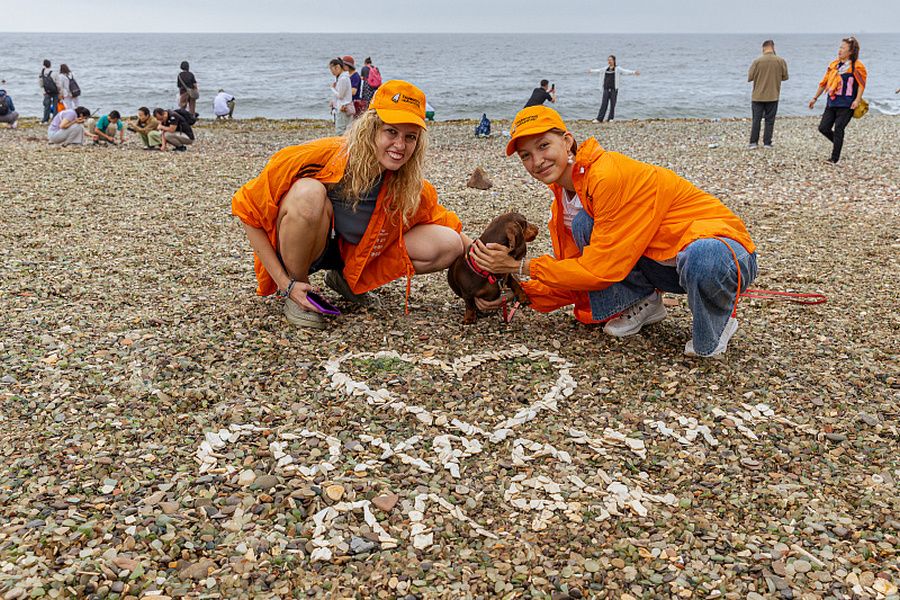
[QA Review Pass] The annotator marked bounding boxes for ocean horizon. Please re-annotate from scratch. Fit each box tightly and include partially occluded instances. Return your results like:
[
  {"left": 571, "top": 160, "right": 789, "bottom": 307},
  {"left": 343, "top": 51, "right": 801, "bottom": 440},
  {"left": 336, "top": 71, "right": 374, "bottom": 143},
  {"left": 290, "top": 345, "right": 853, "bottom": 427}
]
[{"left": 2, "top": 32, "right": 899, "bottom": 121}]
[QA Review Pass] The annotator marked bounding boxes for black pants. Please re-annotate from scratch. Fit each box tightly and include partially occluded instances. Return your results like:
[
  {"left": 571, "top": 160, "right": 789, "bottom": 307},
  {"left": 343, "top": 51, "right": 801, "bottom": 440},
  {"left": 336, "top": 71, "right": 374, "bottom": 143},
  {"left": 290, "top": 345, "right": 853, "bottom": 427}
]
[
  {"left": 750, "top": 101, "right": 778, "bottom": 145},
  {"left": 818, "top": 107, "right": 853, "bottom": 162},
  {"left": 597, "top": 88, "right": 618, "bottom": 121}
]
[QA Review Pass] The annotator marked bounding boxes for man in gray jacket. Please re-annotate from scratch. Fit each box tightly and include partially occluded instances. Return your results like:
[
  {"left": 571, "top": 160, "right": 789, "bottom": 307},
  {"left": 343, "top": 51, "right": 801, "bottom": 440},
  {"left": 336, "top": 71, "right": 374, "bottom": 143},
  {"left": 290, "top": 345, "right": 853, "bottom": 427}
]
[{"left": 747, "top": 40, "right": 789, "bottom": 149}]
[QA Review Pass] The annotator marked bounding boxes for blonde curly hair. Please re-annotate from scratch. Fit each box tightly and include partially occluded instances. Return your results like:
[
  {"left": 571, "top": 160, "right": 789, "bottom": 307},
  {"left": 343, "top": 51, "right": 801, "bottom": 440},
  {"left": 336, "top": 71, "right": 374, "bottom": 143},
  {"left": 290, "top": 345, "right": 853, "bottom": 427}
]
[{"left": 337, "top": 110, "right": 428, "bottom": 225}]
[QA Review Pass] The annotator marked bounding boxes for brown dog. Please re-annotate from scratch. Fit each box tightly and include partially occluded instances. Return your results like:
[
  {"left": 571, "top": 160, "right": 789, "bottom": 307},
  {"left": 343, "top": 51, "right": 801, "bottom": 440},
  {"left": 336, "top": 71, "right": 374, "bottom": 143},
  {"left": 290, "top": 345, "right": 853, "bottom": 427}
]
[{"left": 447, "top": 212, "right": 539, "bottom": 324}]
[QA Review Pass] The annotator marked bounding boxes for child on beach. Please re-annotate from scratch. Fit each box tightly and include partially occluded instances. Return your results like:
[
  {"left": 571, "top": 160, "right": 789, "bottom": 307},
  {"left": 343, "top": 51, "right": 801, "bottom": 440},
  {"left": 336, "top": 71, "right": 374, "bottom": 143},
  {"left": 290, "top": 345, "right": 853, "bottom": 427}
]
[
  {"left": 232, "top": 80, "right": 467, "bottom": 330},
  {"left": 47, "top": 106, "right": 90, "bottom": 146},
  {"left": 471, "top": 105, "right": 757, "bottom": 358},
  {"left": 809, "top": 37, "right": 867, "bottom": 164}
]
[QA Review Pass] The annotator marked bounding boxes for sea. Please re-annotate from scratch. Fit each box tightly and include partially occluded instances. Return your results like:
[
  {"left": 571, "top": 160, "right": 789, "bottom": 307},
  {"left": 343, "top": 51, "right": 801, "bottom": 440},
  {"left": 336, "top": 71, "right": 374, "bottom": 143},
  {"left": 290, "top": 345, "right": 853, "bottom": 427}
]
[{"left": 2, "top": 33, "right": 899, "bottom": 121}]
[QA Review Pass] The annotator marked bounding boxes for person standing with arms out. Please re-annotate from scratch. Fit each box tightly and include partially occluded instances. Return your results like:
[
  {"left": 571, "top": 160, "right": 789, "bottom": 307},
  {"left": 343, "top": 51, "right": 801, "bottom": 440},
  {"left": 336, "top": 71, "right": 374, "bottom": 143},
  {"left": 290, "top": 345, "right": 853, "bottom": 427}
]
[
  {"left": 329, "top": 58, "right": 354, "bottom": 134},
  {"left": 747, "top": 40, "right": 789, "bottom": 149},
  {"left": 177, "top": 61, "right": 199, "bottom": 118},
  {"left": 590, "top": 55, "right": 639, "bottom": 123},
  {"left": 39, "top": 59, "right": 60, "bottom": 124},
  {"left": 809, "top": 37, "right": 867, "bottom": 164},
  {"left": 524, "top": 80, "right": 557, "bottom": 108}
]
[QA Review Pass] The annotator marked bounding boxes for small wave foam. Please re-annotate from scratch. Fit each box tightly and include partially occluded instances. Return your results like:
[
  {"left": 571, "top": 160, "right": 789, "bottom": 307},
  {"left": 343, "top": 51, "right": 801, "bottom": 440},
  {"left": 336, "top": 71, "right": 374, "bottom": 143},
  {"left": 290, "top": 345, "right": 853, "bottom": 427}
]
[{"left": 870, "top": 98, "right": 900, "bottom": 116}]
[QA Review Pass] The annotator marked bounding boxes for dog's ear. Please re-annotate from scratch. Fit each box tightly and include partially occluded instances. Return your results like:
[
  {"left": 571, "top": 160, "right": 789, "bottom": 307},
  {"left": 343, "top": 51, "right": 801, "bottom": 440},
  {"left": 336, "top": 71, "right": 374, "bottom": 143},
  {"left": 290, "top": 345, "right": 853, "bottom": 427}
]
[
  {"left": 524, "top": 223, "right": 538, "bottom": 242},
  {"left": 504, "top": 222, "right": 522, "bottom": 253}
]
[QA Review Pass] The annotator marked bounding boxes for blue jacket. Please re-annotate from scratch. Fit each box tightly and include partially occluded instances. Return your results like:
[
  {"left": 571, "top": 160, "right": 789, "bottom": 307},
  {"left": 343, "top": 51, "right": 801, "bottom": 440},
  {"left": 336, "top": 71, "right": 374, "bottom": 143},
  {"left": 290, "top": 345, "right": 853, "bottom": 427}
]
[{"left": 0, "top": 90, "right": 15, "bottom": 112}]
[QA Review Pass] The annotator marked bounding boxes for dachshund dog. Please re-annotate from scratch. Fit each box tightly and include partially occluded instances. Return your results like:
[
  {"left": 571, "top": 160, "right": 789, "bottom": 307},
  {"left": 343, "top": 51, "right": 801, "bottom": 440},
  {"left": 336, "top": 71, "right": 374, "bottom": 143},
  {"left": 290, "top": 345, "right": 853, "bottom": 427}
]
[{"left": 447, "top": 212, "right": 539, "bottom": 324}]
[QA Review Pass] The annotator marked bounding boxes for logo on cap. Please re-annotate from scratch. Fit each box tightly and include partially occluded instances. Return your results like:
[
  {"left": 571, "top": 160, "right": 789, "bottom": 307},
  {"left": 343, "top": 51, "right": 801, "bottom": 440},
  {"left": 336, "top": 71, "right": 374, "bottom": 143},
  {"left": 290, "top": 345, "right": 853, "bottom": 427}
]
[
  {"left": 510, "top": 114, "right": 538, "bottom": 135},
  {"left": 391, "top": 93, "right": 401, "bottom": 103}
]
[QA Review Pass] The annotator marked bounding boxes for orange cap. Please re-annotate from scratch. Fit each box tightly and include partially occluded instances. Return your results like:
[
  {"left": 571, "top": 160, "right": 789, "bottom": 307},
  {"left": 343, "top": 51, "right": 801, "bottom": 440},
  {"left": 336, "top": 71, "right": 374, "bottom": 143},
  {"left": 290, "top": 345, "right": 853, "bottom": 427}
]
[
  {"left": 506, "top": 105, "right": 567, "bottom": 156},
  {"left": 369, "top": 80, "right": 427, "bottom": 129}
]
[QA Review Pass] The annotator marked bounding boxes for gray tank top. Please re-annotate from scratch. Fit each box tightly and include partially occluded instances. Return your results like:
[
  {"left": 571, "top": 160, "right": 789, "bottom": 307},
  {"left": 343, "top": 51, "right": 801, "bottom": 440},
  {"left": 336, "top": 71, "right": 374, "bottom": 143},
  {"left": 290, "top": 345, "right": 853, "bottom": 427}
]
[{"left": 328, "top": 175, "right": 384, "bottom": 245}]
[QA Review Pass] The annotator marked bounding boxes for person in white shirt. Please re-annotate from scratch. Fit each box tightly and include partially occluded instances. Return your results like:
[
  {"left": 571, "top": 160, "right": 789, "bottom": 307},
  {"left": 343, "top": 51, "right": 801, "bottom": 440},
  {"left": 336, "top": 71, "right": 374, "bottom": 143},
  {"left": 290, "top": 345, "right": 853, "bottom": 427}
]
[
  {"left": 214, "top": 89, "right": 236, "bottom": 119},
  {"left": 589, "top": 55, "right": 640, "bottom": 123},
  {"left": 329, "top": 58, "right": 354, "bottom": 134}
]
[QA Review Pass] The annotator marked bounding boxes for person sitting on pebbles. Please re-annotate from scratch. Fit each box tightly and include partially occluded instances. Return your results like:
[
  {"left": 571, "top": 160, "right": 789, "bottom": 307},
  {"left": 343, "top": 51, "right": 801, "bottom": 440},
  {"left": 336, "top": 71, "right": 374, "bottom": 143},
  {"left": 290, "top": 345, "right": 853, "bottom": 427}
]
[
  {"left": 471, "top": 106, "right": 757, "bottom": 358},
  {"left": 232, "top": 80, "right": 467, "bottom": 330}
]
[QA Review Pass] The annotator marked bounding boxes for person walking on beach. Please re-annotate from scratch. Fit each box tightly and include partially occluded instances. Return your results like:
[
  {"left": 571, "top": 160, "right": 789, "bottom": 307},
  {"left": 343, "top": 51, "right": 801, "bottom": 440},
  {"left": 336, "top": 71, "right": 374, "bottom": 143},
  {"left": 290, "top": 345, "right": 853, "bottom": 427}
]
[
  {"left": 747, "top": 40, "right": 789, "bottom": 149},
  {"left": 329, "top": 58, "right": 354, "bottom": 134},
  {"left": 232, "top": 80, "right": 467, "bottom": 330},
  {"left": 590, "top": 55, "right": 639, "bottom": 123},
  {"left": 809, "top": 37, "right": 867, "bottom": 164},
  {"left": 471, "top": 105, "right": 757, "bottom": 358},
  {"left": 214, "top": 89, "right": 236, "bottom": 119},
  {"left": 47, "top": 106, "right": 90, "bottom": 146},
  {"left": 153, "top": 107, "right": 195, "bottom": 152},
  {"left": 90, "top": 111, "right": 125, "bottom": 145},
  {"left": 127, "top": 107, "right": 161, "bottom": 149},
  {"left": 39, "top": 59, "right": 60, "bottom": 124},
  {"left": 524, "top": 80, "right": 556, "bottom": 108},
  {"left": 358, "top": 57, "right": 382, "bottom": 114},
  {"left": 0, "top": 85, "right": 20, "bottom": 129},
  {"left": 177, "top": 61, "right": 199, "bottom": 117}
]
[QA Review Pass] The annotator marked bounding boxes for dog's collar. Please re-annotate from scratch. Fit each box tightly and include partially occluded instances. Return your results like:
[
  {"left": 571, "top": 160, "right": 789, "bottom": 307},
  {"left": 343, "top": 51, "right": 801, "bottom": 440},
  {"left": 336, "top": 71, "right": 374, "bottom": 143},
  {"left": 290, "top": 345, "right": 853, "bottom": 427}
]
[{"left": 465, "top": 244, "right": 497, "bottom": 284}]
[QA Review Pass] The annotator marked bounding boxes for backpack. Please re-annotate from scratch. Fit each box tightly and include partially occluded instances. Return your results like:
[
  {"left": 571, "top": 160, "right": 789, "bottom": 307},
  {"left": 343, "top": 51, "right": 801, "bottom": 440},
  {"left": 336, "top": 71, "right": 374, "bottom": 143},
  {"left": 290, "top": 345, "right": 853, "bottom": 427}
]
[
  {"left": 68, "top": 76, "right": 81, "bottom": 98},
  {"left": 174, "top": 108, "right": 197, "bottom": 126},
  {"left": 41, "top": 70, "right": 58, "bottom": 96},
  {"left": 474, "top": 113, "right": 491, "bottom": 137},
  {"left": 0, "top": 96, "right": 8, "bottom": 116},
  {"left": 366, "top": 65, "right": 382, "bottom": 88}
]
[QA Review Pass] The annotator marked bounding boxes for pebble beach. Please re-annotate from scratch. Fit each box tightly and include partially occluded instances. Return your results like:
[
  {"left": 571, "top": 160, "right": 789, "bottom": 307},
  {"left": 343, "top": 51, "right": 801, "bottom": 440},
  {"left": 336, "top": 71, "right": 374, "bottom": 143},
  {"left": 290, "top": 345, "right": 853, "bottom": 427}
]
[{"left": 1, "top": 115, "right": 898, "bottom": 599}]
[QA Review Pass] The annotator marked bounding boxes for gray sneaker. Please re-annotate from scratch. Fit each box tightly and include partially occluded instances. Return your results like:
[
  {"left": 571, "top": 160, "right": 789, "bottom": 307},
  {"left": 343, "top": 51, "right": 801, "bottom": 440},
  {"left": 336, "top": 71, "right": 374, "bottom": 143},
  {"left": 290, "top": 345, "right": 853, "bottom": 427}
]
[
  {"left": 324, "top": 270, "right": 380, "bottom": 307},
  {"left": 684, "top": 317, "right": 739, "bottom": 358},
  {"left": 603, "top": 292, "right": 667, "bottom": 337},
  {"left": 747, "top": 143, "right": 759, "bottom": 150},
  {"left": 283, "top": 299, "right": 327, "bottom": 330}
]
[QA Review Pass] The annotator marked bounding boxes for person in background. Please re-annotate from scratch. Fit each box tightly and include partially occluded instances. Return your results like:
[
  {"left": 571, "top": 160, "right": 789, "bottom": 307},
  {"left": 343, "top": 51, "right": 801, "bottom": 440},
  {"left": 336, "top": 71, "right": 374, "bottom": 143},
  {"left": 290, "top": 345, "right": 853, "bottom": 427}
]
[
  {"left": 177, "top": 61, "right": 199, "bottom": 117},
  {"left": 747, "top": 40, "right": 789, "bottom": 149},
  {"left": 214, "top": 89, "right": 236, "bottom": 119},
  {"left": 0, "top": 84, "right": 20, "bottom": 129},
  {"left": 39, "top": 59, "right": 60, "bottom": 124},
  {"left": 472, "top": 106, "right": 757, "bottom": 358},
  {"left": 58, "top": 64, "right": 76, "bottom": 110},
  {"left": 48, "top": 106, "right": 90, "bottom": 146},
  {"left": 329, "top": 58, "right": 354, "bottom": 134},
  {"left": 89, "top": 111, "right": 125, "bottom": 145},
  {"left": 809, "top": 36, "right": 867, "bottom": 164},
  {"left": 127, "top": 107, "right": 161, "bottom": 150},
  {"left": 590, "top": 55, "right": 639, "bottom": 123},
  {"left": 342, "top": 56, "right": 365, "bottom": 117},
  {"left": 154, "top": 107, "right": 195, "bottom": 152},
  {"left": 358, "top": 57, "right": 381, "bottom": 113},
  {"left": 524, "top": 79, "right": 557, "bottom": 107}
]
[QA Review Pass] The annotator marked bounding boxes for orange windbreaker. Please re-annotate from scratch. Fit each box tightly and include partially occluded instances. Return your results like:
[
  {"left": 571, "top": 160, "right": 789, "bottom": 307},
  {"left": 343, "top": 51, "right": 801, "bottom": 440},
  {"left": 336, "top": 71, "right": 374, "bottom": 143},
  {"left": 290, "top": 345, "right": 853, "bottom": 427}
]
[
  {"left": 231, "top": 137, "right": 462, "bottom": 297},
  {"left": 521, "top": 137, "right": 755, "bottom": 324},
  {"left": 819, "top": 59, "right": 867, "bottom": 101}
]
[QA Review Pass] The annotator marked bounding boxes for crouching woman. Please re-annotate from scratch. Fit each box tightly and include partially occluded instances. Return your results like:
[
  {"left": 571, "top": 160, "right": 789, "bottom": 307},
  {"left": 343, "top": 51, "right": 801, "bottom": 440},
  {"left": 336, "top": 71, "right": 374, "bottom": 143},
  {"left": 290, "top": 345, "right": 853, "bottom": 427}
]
[
  {"left": 473, "top": 106, "right": 758, "bottom": 358},
  {"left": 232, "top": 80, "right": 465, "bottom": 329}
]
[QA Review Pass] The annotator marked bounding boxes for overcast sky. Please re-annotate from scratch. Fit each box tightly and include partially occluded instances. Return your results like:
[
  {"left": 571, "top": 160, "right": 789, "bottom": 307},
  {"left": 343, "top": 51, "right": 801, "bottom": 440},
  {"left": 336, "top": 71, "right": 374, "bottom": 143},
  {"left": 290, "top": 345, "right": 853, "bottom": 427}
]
[{"left": 4, "top": 0, "right": 899, "bottom": 33}]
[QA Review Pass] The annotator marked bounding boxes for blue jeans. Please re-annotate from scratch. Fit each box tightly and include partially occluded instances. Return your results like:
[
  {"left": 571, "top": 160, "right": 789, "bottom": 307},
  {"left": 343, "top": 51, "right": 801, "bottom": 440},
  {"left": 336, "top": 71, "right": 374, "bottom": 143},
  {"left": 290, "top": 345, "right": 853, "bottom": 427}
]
[
  {"left": 571, "top": 210, "right": 758, "bottom": 355},
  {"left": 42, "top": 94, "right": 59, "bottom": 123}
]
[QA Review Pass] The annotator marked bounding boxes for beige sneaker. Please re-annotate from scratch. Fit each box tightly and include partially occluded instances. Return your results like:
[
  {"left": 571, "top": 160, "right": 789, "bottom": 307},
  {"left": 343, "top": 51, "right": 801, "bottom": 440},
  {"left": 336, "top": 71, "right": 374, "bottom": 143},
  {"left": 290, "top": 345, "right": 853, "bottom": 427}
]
[
  {"left": 283, "top": 299, "right": 327, "bottom": 330},
  {"left": 325, "top": 270, "right": 380, "bottom": 307}
]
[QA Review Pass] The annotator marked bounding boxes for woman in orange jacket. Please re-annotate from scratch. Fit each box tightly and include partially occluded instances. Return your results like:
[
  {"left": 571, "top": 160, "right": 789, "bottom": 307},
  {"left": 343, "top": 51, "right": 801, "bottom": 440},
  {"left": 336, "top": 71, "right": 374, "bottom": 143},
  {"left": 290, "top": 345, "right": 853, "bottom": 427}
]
[
  {"left": 808, "top": 36, "right": 867, "bottom": 164},
  {"left": 232, "top": 80, "right": 465, "bottom": 329},
  {"left": 472, "top": 106, "right": 758, "bottom": 358}
]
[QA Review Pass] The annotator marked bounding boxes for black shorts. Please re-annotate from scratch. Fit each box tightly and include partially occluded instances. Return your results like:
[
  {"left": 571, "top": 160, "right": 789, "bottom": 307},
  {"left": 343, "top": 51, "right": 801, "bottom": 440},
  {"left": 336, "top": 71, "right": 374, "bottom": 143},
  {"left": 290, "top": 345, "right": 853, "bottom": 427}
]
[{"left": 309, "top": 231, "right": 344, "bottom": 274}]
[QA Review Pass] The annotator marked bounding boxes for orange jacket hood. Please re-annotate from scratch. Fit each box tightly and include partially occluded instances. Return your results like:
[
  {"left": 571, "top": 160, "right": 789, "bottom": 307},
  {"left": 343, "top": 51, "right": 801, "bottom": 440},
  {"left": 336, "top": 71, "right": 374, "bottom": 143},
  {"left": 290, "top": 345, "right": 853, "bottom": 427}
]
[
  {"left": 522, "top": 137, "right": 755, "bottom": 324},
  {"left": 232, "top": 137, "right": 461, "bottom": 298}
]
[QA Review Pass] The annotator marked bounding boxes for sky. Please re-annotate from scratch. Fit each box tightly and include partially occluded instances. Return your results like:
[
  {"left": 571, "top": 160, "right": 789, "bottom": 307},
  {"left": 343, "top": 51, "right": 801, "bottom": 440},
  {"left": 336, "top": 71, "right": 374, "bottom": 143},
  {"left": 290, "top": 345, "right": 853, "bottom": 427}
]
[{"left": 4, "top": 0, "right": 900, "bottom": 33}]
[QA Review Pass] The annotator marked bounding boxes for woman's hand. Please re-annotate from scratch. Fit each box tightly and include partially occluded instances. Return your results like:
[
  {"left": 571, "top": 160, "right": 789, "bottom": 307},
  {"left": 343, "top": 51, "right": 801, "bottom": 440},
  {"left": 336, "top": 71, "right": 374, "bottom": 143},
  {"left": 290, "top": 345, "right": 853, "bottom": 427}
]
[
  {"left": 474, "top": 290, "right": 515, "bottom": 312},
  {"left": 470, "top": 240, "right": 520, "bottom": 274},
  {"left": 288, "top": 281, "right": 321, "bottom": 313},
  {"left": 850, "top": 99, "right": 860, "bottom": 110},
  {"left": 808, "top": 97, "right": 817, "bottom": 109}
]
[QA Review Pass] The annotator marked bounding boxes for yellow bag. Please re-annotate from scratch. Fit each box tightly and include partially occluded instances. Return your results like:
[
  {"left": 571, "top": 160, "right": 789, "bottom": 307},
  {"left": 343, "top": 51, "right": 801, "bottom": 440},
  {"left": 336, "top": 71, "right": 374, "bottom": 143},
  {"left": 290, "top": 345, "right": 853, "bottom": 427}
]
[{"left": 853, "top": 98, "right": 869, "bottom": 119}]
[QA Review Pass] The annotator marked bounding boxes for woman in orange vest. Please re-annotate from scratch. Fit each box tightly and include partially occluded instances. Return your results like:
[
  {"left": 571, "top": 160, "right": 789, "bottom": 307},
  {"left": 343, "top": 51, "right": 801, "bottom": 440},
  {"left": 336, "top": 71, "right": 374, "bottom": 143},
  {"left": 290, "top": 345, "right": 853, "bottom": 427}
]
[
  {"left": 232, "top": 80, "right": 465, "bottom": 329},
  {"left": 808, "top": 36, "right": 867, "bottom": 164},
  {"left": 472, "top": 106, "right": 757, "bottom": 358}
]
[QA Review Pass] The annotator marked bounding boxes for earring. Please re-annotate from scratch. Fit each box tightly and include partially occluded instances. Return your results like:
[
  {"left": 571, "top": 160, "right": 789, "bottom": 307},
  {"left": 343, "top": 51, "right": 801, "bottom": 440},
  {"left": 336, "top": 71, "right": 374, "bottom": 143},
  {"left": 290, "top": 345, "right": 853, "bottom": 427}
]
[{"left": 567, "top": 155, "right": 574, "bottom": 164}]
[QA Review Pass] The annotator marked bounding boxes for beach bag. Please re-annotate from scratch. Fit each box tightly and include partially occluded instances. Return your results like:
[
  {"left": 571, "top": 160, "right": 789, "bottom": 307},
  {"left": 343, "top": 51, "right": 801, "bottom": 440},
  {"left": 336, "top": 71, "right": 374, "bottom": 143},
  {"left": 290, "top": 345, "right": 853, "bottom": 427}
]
[
  {"left": 69, "top": 76, "right": 81, "bottom": 98},
  {"left": 179, "top": 73, "right": 200, "bottom": 99},
  {"left": 0, "top": 96, "right": 9, "bottom": 116},
  {"left": 852, "top": 97, "right": 868, "bottom": 119},
  {"left": 474, "top": 113, "right": 491, "bottom": 137},
  {"left": 57, "top": 101, "right": 65, "bottom": 113},
  {"left": 41, "top": 71, "right": 58, "bottom": 96},
  {"left": 366, "top": 66, "right": 382, "bottom": 88},
  {"left": 174, "top": 108, "right": 197, "bottom": 126}
]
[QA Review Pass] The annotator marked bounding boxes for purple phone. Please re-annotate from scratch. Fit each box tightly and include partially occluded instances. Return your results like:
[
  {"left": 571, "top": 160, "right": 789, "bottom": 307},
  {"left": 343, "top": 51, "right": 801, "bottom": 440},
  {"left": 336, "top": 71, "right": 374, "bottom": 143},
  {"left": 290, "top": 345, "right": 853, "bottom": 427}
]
[{"left": 306, "top": 291, "right": 341, "bottom": 316}]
